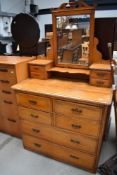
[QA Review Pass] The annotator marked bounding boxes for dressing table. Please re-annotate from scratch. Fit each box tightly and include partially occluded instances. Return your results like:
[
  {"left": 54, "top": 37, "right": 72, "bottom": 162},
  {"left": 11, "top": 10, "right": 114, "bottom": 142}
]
[{"left": 12, "top": 2, "right": 113, "bottom": 173}]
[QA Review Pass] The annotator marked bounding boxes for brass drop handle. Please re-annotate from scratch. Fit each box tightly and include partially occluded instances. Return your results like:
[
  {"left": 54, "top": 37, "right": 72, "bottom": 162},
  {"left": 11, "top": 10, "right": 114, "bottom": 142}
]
[
  {"left": 28, "top": 100, "right": 37, "bottom": 105},
  {"left": 71, "top": 124, "right": 81, "bottom": 129},
  {"left": 34, "top": 143, "right": 41, "bottom": 147},
  {"left": 71, "top": 108, "right": 82, "bottom": 113},
  {"left": 4, "top": 100, "right": 13, "bottom": 104},
  {"left": 70, "top": 155, "right": 79, "bottom": 160},
  {"left": 1, "top": 80, "right": 9, "bottom": 84},
  {"left": 2, "top": 90, "right": 11, "bottom": 94},
  {"left": 32, "top": 128, "right": 40, "bottom": 133},
  {"left": 31, "top": 114, "right": 39, "bottom": 119},
  {"left": 70, "top": 139, "right": 80, "bottom": 144},
  {"left": 8, "top": 118, "right": 16, "bottom": 123}
]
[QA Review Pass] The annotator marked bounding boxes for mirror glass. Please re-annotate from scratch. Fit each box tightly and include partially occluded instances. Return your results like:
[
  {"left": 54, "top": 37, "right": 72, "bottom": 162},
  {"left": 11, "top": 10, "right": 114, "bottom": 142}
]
[{"left": 56, "top": 14, "right": 90, "bottom": 66}]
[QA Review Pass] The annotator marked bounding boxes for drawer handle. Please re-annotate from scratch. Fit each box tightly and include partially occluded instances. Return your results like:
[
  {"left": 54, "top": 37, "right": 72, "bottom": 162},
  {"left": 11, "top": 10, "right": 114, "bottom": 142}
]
[
  {"left": 71, "top": 124, "right": 81, "bottom": 129},
  {"left": 70, "top": 139, "right": 80, "bottom": 144},
  {"left": 8, "top": 118, "right": 16, "bottom": 123},
  {"left": 70, "top": 155, "right": 79, "bottom": 160},
  {"left": 71, "top": 108, "right": 82, "bottom": 113},
  {"left": 34, "top": 143, "right": 41, "bottom": 147},
  {"left": 0, "top": 80, "right": 9, "bottom": 84},
  {"left": 28, "top": 100, "right": 37, "bottom": 105},
  {"left": 31, "top": 114, "right": 39, "bottom": 119},
  {"left": 0, "top": 68, "right": 8, "bottom": 72},
  {"left": 96, "top": 81, "right": 104, "bottom": 85},
  {"left": 2, "top": 90, "right": 11, "bottom": 94},
  {"left": 32, "top": 128, "right": 40, "bottom": 133},
  {"left": 4, "top": 100, "right": 13, "bottom": 104}
]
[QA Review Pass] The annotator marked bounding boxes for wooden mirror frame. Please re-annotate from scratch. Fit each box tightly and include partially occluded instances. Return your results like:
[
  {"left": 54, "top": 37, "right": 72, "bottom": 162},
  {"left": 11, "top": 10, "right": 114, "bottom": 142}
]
[{"left": 52, "top": 2, "right": 95, "bottom": 69}]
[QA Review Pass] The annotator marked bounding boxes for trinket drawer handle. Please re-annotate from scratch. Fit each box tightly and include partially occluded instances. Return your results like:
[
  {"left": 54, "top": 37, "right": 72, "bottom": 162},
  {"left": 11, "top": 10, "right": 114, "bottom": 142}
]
[
  {"left": 70, "top": 139, "right": 80, "bottom": 144},
  {"left": 0, "top": 68, "right": 8, "bottom": 72},
  {"left": 1, "top": 80, "right": 9, "bottom": 84},
  {"left": 2, "top": 90, "right": 11, "bottom": 94},
  {"left": 8, "top": 118, "right": 16, "bottom": 123},
  {"left": 4, "top": 100, "right": 13, "bottom": 104},
  {"left": 70, "top": 155, "right": 79, "bottom": 160},
  {"left": 71, "top": 124, "right": 81, "bottom": 129},
  {"left": 31, "top": 114, "right": 39, "bottom": 118},
  {"left": 96, "top": 81, "right": 104, "bottom": 85},
  {"left": 71, "top": 108, "right": 82, "bottom": 113},
  {"left": 34, "top": 143, "right": 41, "bottom": 148},
  {"left": 32, "top": 128, "right": 40, "bottom": 133},
  {"left": 28, "top": 100, "right": 37, "bottom": 105}
]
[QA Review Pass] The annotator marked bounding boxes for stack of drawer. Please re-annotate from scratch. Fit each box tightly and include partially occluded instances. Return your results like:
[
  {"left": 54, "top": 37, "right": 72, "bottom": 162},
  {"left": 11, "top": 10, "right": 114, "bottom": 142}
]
[
  {"left": 16, "top": 92, "right": 104, "bottom": 172},
  {"left": 90, "top": 63, "right": 112, "bottom": 88},
  {"left": 0, "top": 65, "right": 20, "bottom": 136}
]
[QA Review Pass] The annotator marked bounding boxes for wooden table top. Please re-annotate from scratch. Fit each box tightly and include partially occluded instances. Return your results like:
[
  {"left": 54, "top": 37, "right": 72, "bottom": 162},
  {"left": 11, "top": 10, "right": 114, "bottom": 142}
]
[
  {"left": 0, "top": 56, "right": 35, "bottom": 65},
  {"left": 12, "top": 78, "right": 113, "bottom": 106}
]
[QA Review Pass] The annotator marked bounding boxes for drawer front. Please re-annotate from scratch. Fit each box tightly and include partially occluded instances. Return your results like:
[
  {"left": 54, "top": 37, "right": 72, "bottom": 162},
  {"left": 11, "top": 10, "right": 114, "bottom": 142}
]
[
  {"left": 21, "top": 121, "right": 97, "bottom": 154},
  {"left": 19, "top": 107, "right": 52, "bottom": 125},
  {"left": 90, "top": 70, "right": 111, "bottom": 80},
  {"left": 90, "top": 78, "right": 112, "bottom": 88},
  {"left": 0, "top": 66, "right": 16, "bottom": 85},
  {"left": 54, "top": 100, "right": 102, "bottom": 121},
  {"left": 23, "top": 134, "right": 96, "bottom": 170},
  {"left": 16, "top": 93, "right": 52, "bottom": 112},
  {"left": 30, "top": 72, "right": 48, "bottom": 80},
  {"left": 55, "top": 114, "right": 100, "bottom": 138},
  {"left": 29, "top": 65, "right": 44, "bottom": 73},
  {"left": 0, "top": 88, "right": 16, "bottom": 102},
  {"left": 1, "top": 116, "right": 21, "bottom": 137},
  {"left": 1, "top": 101, "right": 18, "bottom": 119}
]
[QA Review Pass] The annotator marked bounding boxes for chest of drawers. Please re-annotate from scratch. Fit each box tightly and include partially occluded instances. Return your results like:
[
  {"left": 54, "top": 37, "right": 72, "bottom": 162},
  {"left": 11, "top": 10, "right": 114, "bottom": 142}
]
[
  {"left": 12, "top": 79, "right": 112, "bottom": 173},
  {"left": 0, "top": 56, "right": 35, "bottom": 137}
]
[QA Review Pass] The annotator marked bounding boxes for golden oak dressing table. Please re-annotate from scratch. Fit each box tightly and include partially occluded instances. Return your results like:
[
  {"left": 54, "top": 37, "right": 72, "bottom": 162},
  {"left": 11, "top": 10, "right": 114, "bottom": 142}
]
[{"left": 12, "top": 2, "right": 113, "bottom": 173}]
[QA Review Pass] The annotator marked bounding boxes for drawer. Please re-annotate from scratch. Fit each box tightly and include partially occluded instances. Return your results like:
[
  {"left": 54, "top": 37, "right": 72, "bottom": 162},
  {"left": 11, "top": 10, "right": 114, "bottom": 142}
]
[
  {"left": 23, "top": 134, "right": 96, "bottom": 171},
  {"left": 30, "top": 72, "right": 48, "bottom": 80},
  {"left": 1, "top": 116, "right": 21, "bottom": 137},
  {"left": 0, "top": 88, "right": 16, "bottom": 101},
  {"left": 90, "top": 78, "right": 112, "bottom": 88},
  {"left": 29, "top": 65, "right": 44, "bottom": 73},
  {"left": 90, "top": 70, "right": 111, "bottom": 80},
  {"left": 55, "top": 114, "right": 100, "bottom": 138},
  {"left": 21, "top": 121, "right": 97, "bottom": 154},
  {"left": 54, "top": 100, "right": 102, "bottom": 121},
  {"left": 1, "top": 101, "right": 18, "bottom": 119},
  {"left": 16, "top": 93, "right": 52, "bottom": 112},
  {"left": 0, "top": 66, "right": 16, "bottom": 85},
  {"left": 19, "top": 106, "right": 52, "bottom": 125}
]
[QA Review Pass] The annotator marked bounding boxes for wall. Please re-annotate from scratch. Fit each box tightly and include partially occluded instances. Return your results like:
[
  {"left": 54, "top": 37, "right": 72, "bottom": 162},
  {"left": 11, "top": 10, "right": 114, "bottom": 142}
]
[{"left": 35, "top": 1, "right": 117, "bottom": 39}]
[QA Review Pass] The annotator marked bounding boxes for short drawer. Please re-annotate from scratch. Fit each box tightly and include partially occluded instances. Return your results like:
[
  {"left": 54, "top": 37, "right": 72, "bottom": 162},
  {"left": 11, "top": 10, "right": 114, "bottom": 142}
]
[
  {"left": 21, "top": 121, "right": 97, "bottom": 154},
  {"left": 30, "top": 72, "right": 48, "bottom": 80},
  {"left": 0, "top": 66, "right": 16, "bottom": 85},
  {"left": 90, "top": 78, "right": 112, "bottom": 88},
  {"left": 23, "top": 134, "right": 96, "bottom": 170},
  {"left": 29, "top": 65, "right": 44, "bottom": 72},
  {"left": 54, "top": 100, "right": 102, "bottom": 121},
  {"left": 90, "top": 70, "right": 111, "bottom": 80},
  {"left": 16, "top": 93, "right": 52, "bottom": 112},
  {"left": 55, "top": 114, "right": 100, "bottom": 138},
  {"left": 19, "top": 106, "right": 52, "bottom": 125}
]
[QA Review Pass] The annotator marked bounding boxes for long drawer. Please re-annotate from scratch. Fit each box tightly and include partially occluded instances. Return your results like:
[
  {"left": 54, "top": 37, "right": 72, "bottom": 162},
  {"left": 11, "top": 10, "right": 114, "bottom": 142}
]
[
  {"left": 23, "top": 134, "right": 96, "bottom": 171},
  {"left": 19, "top": 106, "right": 52, "bottom": 125},
  {"left": 54, "top": 99, "right": 102, "bottom": 121},
  {"left": 1, "top": 116, "right": 21, "bottom": 137},
  {"left": 21, "top": 121, "right": 97, "bottom": 154},
  {"left": 55, "top": 114, "right": 100, "bottom": 138},
  {"left": 16, "top": 93, "right": 52, "bottom": 112}
]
